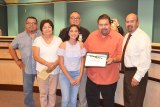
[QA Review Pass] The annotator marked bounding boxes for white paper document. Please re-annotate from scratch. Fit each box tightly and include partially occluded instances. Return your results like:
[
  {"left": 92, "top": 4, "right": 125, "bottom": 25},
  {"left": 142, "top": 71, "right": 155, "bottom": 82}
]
[
  {"left": 85, "top": 52, "right": 108, "bottom": 67},
  {"left": 37, "top": 68, "right": 49, "bottom": 80}
]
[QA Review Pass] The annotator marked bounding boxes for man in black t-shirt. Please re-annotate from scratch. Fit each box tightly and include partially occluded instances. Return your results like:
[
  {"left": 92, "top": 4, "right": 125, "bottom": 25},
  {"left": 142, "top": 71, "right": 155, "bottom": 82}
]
[{"left": 59, "top": 11, "right": 90, "bottom": 43}]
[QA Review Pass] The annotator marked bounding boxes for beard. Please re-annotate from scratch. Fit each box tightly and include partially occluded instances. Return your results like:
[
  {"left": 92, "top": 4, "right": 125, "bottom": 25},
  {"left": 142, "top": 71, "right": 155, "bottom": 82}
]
[
  {"left": 101, "top": 29, "right": 109, "bottom": 36},
  {"left": 127, "top": 25, "right": 133, "bottom": 33},
  {"left": 29, "top": 28, "right": 37, "bottom": 33},
  {"left": 30, "top": 30, "right": 35, "bottom": 33}
]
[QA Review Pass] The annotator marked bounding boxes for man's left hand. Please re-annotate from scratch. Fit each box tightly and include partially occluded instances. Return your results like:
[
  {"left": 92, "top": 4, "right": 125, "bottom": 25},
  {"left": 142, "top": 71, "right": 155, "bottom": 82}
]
[
  {"left": 107, "top": 58, "right": 114, "bottom": 64},
  {"left": 131, "top": 78, "right": 139, "bottom": 87}
]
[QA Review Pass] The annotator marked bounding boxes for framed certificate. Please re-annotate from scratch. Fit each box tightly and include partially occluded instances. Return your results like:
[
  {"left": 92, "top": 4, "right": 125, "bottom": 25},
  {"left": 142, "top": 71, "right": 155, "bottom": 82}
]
[{"left": 85, "top": 52, "right": 109, "bottom": 67}]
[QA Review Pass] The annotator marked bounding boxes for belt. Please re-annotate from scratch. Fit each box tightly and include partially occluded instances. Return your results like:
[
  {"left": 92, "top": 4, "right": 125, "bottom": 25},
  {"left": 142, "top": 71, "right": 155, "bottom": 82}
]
[{"left": 125, "top": 67, "right": 137, "bottom": 70}]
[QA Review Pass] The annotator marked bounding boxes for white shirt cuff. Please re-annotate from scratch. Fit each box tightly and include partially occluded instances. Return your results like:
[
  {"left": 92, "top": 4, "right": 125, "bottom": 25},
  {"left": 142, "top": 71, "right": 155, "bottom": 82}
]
[{"left": 133, "top": 73, "right": 142, "bottom": 82}]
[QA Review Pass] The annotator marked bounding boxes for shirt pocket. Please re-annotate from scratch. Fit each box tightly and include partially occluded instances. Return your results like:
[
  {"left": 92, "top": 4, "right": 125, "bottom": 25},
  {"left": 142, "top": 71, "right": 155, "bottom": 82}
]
[{"left": 125, "top": 44, "right": 139, "bottom": 57}]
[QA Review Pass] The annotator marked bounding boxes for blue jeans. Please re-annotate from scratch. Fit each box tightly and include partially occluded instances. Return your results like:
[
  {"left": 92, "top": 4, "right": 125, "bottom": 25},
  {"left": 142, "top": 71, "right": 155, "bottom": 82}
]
[
  {"left": 23, "top": 72, "right": 36, "bottom": 107},
  {"left": 59, "top": 71, "right": 80, "bottom": 107}
]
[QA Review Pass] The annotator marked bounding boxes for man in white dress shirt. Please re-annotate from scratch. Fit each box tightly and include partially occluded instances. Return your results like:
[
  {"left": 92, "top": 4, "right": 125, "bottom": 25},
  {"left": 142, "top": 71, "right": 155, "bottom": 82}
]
[{"left": 122, "top": 13, "right": 151, "bottom": 107}]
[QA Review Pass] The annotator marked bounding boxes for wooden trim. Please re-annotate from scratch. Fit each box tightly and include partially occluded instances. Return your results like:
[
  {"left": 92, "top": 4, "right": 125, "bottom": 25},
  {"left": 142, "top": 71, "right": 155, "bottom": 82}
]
[
  {"left": 0, "top": 47, "right": 9, "bottom": 49},
  {"left": 1, "top": 0, "right": 117, "bottom": 5},
  {"left": 152, "top": 46, "right": 160, "bottom": 50},
  {"left": 0, "top": 58, "right": 13, "bottom": 60},
  {"left": 148, "top": 77, "right": 160, "bottom": 83},
  {"left": 152, "top": 59, "right": 160, "bottom": 64},
  {"left": 0, "top": 84, "right": 38, "bottom": 92},
  {"left": 0, "top": 36, "right": 15, "bottom": 38},
  {"left": 0, "top": 84, "right": 62, "bottom": 95},
  {"left": 0, "top": 38, "right": 14, "bottom": 39},
  {"left": 0, "top": 40, "right": 12, "bottom": 42},
  {"left": 152, "top": 50, "right": 160, "bottom": 54},
  {"left": 2, "top": 0, "right": 66, "bottom": 5}
]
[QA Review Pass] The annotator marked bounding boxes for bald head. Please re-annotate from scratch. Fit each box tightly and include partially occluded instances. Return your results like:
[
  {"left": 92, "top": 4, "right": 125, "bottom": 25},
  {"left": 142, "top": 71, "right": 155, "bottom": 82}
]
[
  {"left": 125, "top": 13, "right": 139, "bottom": 33},
  {"left": 126, "top": 13, "right": 138, "bottom": 22},
  {"left": 69, "top": 12, "right": 81, "bottom": 26}
]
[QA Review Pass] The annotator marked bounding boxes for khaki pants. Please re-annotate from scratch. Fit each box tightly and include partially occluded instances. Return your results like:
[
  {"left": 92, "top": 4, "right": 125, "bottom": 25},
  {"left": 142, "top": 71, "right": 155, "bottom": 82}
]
[
  {"left": 78, "top": 69, "right": 88, "bottom": 107},
  {"left": 37, "top": 74, "right": 59, "bottom": 107}
]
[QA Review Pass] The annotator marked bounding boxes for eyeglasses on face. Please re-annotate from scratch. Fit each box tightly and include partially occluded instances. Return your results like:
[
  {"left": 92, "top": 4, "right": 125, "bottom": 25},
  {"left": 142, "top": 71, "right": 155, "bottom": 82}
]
[
  {"left": 70, "top": 17, "right": 80, "bottom": 20},
  {"left": 26, "top": 22, "right": 37, "bottom": 26}
]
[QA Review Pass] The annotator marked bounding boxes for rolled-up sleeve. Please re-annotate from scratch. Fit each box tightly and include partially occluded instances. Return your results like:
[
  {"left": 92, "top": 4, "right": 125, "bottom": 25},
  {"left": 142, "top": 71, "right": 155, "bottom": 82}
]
[{"left": 11, "top": 36, "right": 19, "bottom": 49}]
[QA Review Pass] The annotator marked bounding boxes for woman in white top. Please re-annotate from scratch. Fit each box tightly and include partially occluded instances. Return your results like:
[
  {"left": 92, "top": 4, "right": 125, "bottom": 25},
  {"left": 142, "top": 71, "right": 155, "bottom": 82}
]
[
  {"left": 32, "top": 19, "right": 62, "bottom": 107},
  {"left": 57, "top": 25, "right": 86, "bottom": 107}
]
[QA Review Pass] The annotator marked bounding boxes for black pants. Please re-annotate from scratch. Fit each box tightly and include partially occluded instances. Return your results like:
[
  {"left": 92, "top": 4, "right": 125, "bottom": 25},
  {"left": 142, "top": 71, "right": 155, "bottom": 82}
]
[
  {"left": 86, "top": 78, "right": 117, "bottom": 107},
  {"left": 123, "top": 68, "right": 148, "bottom": 107}
]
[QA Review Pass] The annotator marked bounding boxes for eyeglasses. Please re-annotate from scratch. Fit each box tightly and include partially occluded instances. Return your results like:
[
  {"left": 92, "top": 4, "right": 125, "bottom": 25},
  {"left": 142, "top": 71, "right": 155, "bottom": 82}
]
[
  {"left": 26, "top": 22, "right": 37, "bottom": 26},
  {"left": 70, "top": 17, "right": 80, "bottom": 20}
]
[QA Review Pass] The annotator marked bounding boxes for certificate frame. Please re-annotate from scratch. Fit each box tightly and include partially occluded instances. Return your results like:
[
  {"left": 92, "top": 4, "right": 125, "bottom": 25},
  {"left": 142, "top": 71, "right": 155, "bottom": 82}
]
[{"left": 85, "top": 52, "right": 109, "bottom": 67}]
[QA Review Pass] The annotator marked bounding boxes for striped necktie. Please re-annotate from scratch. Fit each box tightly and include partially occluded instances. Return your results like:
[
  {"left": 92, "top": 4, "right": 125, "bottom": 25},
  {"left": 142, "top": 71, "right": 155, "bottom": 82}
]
[{"left": 121, "top": 34, "right": 132, "bottom": 71}]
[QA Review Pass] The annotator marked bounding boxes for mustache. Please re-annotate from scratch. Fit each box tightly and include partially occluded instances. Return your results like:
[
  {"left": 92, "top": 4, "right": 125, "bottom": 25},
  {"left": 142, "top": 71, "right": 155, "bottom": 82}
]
[
  {"left": 127, "top": 25, "right": 133, "bottom": 28},
  {"left": 101, "top": 29, "right": 108, "bottom": 31},
  {"left": 101, "top": 29, "right": 109, "bottom": 36}
]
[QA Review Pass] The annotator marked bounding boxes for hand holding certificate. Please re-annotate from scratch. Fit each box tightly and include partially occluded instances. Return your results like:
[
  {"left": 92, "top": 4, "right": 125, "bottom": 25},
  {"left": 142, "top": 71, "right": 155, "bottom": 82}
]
[
  {"left": 37, "top": 68, "right": 49, "bottom": 80},
  {"left": 85, "top": 52, "right": 109, "bottom": 67}
]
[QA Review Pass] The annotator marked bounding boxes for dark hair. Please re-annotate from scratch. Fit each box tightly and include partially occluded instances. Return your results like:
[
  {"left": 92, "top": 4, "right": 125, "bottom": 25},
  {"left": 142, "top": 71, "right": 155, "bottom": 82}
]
[
  {"left": 40, "top": 19, "right": 54, "bottom": 31},
  {"left": 97, "top": 14, "right": 112, "bottom": 24},
  {"left": 110, "top": 19, "right": 113, "bottom": 23},
  {"left": 65, "top": 25, "right": 80, "bottom": 41},
  {"left": 26, "top": 16, "right": 38, "bottom": 23}
]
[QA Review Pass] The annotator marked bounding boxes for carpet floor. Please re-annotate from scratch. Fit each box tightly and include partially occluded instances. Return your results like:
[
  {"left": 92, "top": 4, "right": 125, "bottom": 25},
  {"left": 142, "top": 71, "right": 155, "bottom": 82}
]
[{"left": 0, "top": 90, "right": 61, "bottom": 107}]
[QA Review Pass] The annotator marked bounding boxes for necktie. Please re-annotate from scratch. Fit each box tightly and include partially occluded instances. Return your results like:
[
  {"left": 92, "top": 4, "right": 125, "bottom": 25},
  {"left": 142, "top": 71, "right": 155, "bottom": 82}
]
[{"left": 121, "top": 34, "right": 132, "bottom": 71}]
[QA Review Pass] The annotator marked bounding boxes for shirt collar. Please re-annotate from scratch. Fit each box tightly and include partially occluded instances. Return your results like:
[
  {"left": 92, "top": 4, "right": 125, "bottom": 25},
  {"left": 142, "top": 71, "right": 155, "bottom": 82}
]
[{"left": 130, "top": 27, "right": 140, "bottom": 36}]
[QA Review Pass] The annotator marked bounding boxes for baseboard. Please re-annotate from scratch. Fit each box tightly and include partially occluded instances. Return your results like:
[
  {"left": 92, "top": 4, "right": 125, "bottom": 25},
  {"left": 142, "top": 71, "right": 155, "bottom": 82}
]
[
  {"left": 0, "top": 84, "right": 62, "bottom": 96},
  {"left": 0, "top": 84, "right": 124, "bottom": 107}
]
